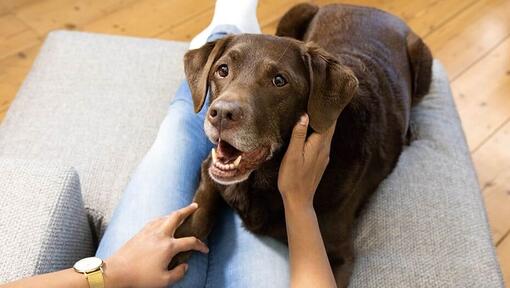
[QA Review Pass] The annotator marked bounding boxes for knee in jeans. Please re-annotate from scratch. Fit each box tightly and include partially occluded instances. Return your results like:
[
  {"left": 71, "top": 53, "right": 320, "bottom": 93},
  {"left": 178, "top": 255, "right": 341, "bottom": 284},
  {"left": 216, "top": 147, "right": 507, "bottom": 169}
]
[
  {"left": 165, "top": 102, "right": 202, "bottom": 127},
  {"left": 154, "top": 102, "right": 205, "bottom": 145}
]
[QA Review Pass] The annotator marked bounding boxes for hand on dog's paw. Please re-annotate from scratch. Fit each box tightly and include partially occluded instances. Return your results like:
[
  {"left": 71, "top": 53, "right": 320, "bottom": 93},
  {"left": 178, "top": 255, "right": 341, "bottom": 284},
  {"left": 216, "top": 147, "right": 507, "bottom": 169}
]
[{"left": 168, "top": 251, "right": 193, "bottom": 270}]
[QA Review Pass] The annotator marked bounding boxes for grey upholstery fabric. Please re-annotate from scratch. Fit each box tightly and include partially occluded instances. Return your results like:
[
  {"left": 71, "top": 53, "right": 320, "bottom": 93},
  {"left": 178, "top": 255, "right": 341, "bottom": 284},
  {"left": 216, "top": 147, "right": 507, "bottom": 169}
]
[
  {"left": 0, "top": 31, "right": 503, "bottom": 286},
  {"left": 350, "top": 60, "right": 504, "bottom": 287},
  {"left": 0, "top": 159, "right": 94, "bottom": 283},
  {"left": 0, "top": 31, "right": 188, "bottom": 237}
]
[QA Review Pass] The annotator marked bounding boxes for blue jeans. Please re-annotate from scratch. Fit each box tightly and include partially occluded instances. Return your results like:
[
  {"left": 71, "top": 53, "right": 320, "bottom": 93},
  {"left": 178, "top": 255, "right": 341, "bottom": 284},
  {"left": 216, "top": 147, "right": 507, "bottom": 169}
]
[{"left": 96, "top": 28, "right": 289, "bottom": 288}]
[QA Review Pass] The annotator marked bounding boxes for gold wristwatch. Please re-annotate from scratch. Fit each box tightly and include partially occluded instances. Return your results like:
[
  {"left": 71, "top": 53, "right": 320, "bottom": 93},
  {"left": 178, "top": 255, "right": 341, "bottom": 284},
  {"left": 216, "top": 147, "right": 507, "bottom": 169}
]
[{"left": 73, "top": 257, "right": 105, "bottom": 288}]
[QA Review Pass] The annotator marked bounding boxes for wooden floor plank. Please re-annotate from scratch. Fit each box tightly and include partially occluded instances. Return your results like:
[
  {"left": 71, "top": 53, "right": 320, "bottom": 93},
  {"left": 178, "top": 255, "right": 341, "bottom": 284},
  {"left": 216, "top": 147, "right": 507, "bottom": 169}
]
[
  {"left": 449, "top": 37, "right": 510, "bottom": 151},
  {"left": 0, "top": 0, "right": 37, "bottom": 11},
  {"left": 406, "top": 0, "right": 478, "bottom": 38},
  {"left": 0, "top": 3, "right": 8, "bottom": 15},
  {"left": 483, "top": 169, "right": 510, "bottom": 244},
  {"left": 472, "top": 118, "right": 510, "bottom": 189},
  {"left": 0, "top": 44, "right": 40, "bottom": 121},
  {"left": 12, "top": 0, "right": 138, "bottom": 36},
  {"left": 426, "top": 0, "right": 510, "bottom": 80},
  {"left": 496, "top": 234, "right": 510, "bottom": 285},
  {"left": 0, "top": 45, "right": 39, "bottom": 80},
  {"left": 156, "top": 9, "right": 213, "bottom": 42},
  {"left": 83, "top": 0, "right": 214, "bottom": 38},
  {"left": 0, "top": 14, "right": 40, "bottom": 60}
]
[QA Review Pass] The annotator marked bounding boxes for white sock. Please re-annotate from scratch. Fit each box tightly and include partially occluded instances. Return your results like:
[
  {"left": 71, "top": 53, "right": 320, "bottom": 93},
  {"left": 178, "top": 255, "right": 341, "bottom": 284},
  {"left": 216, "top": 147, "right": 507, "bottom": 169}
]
[{"left": 189, "top": 0, "right": 261, "bottom": 49}]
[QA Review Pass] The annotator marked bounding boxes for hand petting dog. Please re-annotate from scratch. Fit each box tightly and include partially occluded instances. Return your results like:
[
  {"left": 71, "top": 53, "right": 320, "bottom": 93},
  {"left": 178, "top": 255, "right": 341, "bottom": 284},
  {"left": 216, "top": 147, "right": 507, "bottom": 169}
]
[
  {"left": 104, "top": 203, "right": 209, "bottom": 288},
  {"left": 278, "top": 113, "right": 338, "bottom": 288},
  {"left": 278, "top": 113, "right": 336, "bottom": 209}
]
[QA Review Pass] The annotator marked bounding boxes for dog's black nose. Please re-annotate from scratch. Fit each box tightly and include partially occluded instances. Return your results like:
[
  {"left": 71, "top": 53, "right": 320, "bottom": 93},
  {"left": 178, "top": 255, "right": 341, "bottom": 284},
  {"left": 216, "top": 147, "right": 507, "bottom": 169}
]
[{"left": 208, "top": 100, "right": 244, "bottom": 130}]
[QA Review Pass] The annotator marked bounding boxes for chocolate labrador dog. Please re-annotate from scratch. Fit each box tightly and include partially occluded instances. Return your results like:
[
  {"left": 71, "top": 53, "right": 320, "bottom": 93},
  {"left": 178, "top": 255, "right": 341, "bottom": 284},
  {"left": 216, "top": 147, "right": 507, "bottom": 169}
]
[{"left": 170, "top": 3, "right": 432, "bottom": 286}]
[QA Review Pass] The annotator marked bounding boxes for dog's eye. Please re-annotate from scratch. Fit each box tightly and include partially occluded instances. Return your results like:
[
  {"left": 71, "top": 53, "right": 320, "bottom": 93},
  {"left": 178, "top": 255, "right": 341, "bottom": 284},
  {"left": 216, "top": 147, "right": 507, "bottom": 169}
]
[
  {"left": 272, "top": 74, "right": 287, "bottom": 87},
  {"left": 217, "top": 64, "right": 229, "bottom": 78}
]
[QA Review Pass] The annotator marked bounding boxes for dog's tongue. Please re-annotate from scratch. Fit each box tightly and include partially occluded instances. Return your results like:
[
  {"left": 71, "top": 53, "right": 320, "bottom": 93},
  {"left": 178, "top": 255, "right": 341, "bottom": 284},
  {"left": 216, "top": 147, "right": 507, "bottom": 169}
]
[{"left": 217, "top": 140, "right": 240, "bottom": 162}]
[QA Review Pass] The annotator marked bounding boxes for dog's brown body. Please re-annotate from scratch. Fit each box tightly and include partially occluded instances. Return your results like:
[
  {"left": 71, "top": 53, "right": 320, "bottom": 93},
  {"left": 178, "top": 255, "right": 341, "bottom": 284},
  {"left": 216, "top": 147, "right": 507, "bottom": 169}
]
[{"left": 171, "top": 3, "right": 432, "bottom": 286}]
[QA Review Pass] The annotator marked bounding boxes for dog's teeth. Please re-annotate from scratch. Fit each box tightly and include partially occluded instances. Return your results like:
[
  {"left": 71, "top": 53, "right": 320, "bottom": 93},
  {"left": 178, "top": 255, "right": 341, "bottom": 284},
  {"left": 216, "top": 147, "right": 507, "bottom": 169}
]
[
  {"left": 212, "top": 152, "right": 240, "bottom": 171},
  {"left": 211, "top": 148, "right": 217, "bottom": 162},
  {"left": 233, "top": 155, "right": 242, "bottom": 167}
]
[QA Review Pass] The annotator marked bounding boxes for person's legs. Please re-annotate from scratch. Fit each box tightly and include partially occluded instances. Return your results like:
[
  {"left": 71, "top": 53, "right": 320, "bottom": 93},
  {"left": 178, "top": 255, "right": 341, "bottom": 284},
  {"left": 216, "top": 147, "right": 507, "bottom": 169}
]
[
  {"left": 96, "top": 1, "right": 261, "bottom": 283},
  {"left": 97, "top": 1, "right": 289, "bottom": 287},
  {"left": 205, "top": 208, "right": 290, "bottom": 288},
  {"left": 96, "top": 82, "right": 212, "bottom": 287}
]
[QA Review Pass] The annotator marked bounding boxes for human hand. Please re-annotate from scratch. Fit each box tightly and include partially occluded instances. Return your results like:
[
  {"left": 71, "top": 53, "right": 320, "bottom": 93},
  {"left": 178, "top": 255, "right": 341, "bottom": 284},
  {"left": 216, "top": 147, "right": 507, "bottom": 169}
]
[
  {"left": 278, "top": 114, "right": 336, "bottom": 210},
  {"left": 104, "top": 203, "right": 209, "bottom": 288}
]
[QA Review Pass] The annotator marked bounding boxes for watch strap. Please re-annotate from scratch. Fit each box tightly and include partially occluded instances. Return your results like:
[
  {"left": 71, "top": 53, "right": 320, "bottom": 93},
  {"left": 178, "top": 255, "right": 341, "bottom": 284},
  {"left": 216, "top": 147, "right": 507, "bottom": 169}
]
[{"left": 86, "top": 269, "right": 105, "bottom": 288}]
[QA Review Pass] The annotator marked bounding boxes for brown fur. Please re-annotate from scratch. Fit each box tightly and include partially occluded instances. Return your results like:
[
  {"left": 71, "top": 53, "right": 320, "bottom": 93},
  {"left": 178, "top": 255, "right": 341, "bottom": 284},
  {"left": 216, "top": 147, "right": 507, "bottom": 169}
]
[{"left": 169, "top": 3, "right": 433, "bottom": 287}]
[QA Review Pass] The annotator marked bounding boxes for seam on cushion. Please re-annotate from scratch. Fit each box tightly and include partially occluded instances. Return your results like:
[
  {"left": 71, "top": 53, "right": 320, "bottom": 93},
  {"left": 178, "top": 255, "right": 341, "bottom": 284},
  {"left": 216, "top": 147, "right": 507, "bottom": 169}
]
[
  {"left": 85, "top": 207, "right": 103, "bottom": 248},
  {"left": 32, "top": 168, "right": 73, "bottom": 275}
]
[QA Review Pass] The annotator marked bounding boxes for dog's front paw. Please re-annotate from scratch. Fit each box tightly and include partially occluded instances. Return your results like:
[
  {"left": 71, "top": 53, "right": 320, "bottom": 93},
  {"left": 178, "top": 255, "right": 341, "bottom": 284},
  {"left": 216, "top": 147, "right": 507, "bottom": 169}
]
[{"left": 168, "top": 250, "right": 193, "bottom": 270}]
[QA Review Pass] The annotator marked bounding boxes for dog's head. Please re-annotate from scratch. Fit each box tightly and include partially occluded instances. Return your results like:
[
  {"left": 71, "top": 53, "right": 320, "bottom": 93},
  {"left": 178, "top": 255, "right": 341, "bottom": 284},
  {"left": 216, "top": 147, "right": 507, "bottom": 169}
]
[{"left": 184, "top": 34, "right": 358, "bottom": 185}]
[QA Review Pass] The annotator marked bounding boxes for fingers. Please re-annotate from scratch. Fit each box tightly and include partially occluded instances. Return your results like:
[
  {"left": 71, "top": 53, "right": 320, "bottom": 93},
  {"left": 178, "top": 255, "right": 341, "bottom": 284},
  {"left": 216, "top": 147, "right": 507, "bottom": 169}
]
[
  {"left": 172, "top": 236, "right": 209, "bottom": 254},
  {"left": 165, "top": 263, "right": 188, "bottom": 285},
  {"left": 164, "top": 203, "right": 199, "bottom": 236},
  {"left": 306, "top": 119, "right": 337, "bottom": 153},
  {"left": 323, "top": 119, "right": 337, "bottom": 142},
  {"left": 308, "top": 119, "right": 336, "bottom": 142},
  {"left": 286, "top": 114, "right": 309, "bottom": 157}
]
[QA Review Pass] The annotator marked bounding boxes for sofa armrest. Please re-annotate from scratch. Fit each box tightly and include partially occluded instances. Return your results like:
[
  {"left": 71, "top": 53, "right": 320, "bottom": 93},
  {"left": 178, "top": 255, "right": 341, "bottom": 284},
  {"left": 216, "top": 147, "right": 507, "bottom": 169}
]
[{"left": 0, "top": 159, "right": 94, "bottom": 283}]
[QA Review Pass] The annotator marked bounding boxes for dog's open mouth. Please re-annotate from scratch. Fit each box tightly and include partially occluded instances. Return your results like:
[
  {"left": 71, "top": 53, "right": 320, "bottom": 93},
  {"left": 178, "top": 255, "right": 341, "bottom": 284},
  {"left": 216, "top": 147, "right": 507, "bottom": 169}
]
[{"left": 209, "top": 139, "right": 270, "bottom": 184}]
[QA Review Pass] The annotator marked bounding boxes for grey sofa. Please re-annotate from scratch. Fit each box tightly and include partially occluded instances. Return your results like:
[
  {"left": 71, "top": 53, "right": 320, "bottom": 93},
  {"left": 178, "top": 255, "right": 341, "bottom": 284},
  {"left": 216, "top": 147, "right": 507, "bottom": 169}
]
[{"left": 0, "top": 31, "right": 504, "bottom": 287}]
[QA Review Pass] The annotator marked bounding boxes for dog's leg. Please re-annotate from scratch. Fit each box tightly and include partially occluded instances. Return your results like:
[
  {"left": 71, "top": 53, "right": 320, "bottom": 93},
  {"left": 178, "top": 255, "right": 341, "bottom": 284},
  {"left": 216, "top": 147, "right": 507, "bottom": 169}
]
[
  {"left": 331, "top": 239, "right": 355, "bottom": 288},
  {"left": 406, "top": 30, "right": 433, "bottom": 104},
  {"left": 275, "top": 3, "right": 318, "bottom": 40},
  {"left": 168, "top": 156, "right": 222, "bottom": 269},
  {"left": 318, "top": 205, "right": 356, "bottom": 287}
]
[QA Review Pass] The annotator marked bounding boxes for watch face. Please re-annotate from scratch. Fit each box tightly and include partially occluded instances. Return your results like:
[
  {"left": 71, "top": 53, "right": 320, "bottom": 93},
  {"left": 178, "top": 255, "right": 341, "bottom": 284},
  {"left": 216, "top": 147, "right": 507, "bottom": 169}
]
[{"left": 74, "top": 257, "right": 103, "bottom": 273}]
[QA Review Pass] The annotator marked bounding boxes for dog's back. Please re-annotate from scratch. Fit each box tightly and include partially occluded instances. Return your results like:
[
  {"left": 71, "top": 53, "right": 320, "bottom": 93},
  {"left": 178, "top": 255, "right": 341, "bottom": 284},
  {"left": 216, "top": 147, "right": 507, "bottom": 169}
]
[
  {"left": 278, "top": 3, "right": 432, "bottom": 107},
  {"left": 277, "top": 3, "right": 433, "bottom": 285}
]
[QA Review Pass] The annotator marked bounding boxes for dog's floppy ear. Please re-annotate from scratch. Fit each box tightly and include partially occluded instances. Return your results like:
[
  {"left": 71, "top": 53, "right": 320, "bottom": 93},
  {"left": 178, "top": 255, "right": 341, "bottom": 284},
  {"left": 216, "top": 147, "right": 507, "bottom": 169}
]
[
  {"left": 184, "top": 37, "right": 231, "bottom": 113},
  {"left": 305, "top": 43, "right": 358, "bottom": 132}
]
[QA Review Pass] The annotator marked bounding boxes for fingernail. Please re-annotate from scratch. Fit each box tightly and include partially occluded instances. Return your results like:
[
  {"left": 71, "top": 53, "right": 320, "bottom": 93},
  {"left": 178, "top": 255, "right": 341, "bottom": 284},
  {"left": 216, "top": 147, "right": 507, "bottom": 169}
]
[
  {"left": 190, "top": 202, "right": 198, "bottom": 208},
  {"left": 299, "top": 114, "right": 308, "bottom": 125},
  {"left": 199, "top": 240, "right": 209, "bottom": 253},
  {"left": 184, "top": 264, "right": 188, "bottom": 272}
]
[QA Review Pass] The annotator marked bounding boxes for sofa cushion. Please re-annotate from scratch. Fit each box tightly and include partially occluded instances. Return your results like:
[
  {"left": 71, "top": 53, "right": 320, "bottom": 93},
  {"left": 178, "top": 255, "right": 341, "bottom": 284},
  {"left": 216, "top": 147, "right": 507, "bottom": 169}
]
[
  {"left": 350, "top": 59, "right": 504, "bottom": 287},
  {"left": 0, "top": 159, "right": 94, "bottom": 283},
  {"left": 0, "top": 31, "right": 188, "bottom": 237}
]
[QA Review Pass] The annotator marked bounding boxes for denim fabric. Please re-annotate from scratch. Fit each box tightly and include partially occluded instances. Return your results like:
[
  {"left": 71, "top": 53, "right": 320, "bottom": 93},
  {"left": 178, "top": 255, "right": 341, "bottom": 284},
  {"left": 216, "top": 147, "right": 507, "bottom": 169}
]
[{"left": 96, "top": 28, "right": 289, "bottom": 287}]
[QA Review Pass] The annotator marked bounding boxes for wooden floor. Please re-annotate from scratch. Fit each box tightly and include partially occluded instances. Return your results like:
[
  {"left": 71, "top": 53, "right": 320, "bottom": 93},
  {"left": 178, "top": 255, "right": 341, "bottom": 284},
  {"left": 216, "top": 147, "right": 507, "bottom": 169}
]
[{"left": 1, "top": 0, "right": 509, "bottom": 283}]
